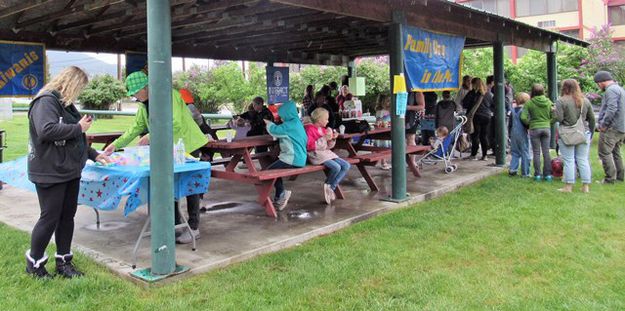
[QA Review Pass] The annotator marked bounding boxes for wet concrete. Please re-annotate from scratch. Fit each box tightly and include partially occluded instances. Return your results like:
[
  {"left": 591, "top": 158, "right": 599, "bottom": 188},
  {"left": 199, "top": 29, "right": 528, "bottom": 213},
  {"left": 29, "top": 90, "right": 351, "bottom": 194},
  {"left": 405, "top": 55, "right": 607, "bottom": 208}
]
[{"left": 0, "top": 157, "right": 503, "bottom": 284}]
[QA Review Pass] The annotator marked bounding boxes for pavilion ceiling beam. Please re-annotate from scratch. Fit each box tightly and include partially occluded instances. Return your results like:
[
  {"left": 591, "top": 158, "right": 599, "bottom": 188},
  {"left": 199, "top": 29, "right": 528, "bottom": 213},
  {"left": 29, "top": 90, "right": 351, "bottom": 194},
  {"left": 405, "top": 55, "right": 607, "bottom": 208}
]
[
  {"left": 171, "top": 9, "right": 326, "bottom": 42},
  {"left": 14, "top": 0, "right": 81, "bottom": 30},
  {"left": 104, "top": 0, "right": 276, "bottom": 39},
  {"left": 0, "top": 0, "right": 52, "bottom": 20}
]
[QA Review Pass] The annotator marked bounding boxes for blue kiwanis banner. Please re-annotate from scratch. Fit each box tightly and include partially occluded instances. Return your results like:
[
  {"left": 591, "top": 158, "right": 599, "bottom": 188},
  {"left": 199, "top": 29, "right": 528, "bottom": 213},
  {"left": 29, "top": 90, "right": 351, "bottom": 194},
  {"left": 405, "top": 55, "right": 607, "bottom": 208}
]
[
  {"left": 402, "top": 26, "right": 465, "bottom": 92},
  {"left": 125, "top": 51, "right": 147, "bottom": 77},
  {"left": 0, "top": 41, "right": 45, "bottom": 97},
  {"left": 266, "top": 66, "right": 289, "bottom": 104}
]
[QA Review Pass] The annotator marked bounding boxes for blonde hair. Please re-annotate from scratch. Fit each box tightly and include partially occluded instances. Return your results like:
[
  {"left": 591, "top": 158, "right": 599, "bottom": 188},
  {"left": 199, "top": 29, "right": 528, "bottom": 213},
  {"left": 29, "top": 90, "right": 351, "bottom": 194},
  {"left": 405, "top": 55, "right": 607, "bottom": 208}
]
[
  {"left": 310, "top": 107, "right": 329, "bottom": 124},
  {"left": 515, "top": 92, "right": 530, "bottom": 106},
  {"left": 436, "top": 126, "right": 448, "bottom": 137},
  {"left": 37, "top": 66, "right": 88, "bottom": 106},
  {"left": 471, "top": 77, "right": 487, "bottom": 95}
]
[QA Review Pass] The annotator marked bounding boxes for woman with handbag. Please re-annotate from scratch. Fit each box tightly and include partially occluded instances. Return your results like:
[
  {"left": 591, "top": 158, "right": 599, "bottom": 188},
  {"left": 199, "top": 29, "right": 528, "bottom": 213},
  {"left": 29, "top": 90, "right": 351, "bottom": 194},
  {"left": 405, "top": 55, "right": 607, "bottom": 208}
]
[
  {"left": 462, "top": 77, "right": 493, "bottom": 160},
  {"left": 554, "top": 79, "right": 596, "bottom": 193}
]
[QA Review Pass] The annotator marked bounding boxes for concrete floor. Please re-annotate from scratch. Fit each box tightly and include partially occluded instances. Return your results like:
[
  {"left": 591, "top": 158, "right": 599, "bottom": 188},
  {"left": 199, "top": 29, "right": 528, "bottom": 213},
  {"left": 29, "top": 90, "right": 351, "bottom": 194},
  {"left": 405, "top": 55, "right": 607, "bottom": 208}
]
[{"left": 0, "top": 157, "right": 503, "bottom": 284}]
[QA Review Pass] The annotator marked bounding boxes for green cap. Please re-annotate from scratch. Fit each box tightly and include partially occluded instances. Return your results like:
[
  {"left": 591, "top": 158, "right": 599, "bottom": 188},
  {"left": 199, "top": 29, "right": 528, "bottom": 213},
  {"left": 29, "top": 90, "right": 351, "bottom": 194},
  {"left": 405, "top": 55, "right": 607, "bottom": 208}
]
[{"left": 126, "top": 71, "right": 148, "bottom": 96}]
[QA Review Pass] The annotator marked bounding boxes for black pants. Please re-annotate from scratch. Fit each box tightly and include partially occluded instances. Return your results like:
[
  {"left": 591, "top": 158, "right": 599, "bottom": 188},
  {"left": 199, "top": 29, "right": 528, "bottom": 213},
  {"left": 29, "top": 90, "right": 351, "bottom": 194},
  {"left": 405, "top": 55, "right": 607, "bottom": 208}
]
[
  {"left": 30, "top": 178, "right": 80, "bottom": 260},
  {"left": 266, "top": 160, "right": 296, "bottom": 200},
  {"left": 471, "top": 114, "right": 490, "bottom": 157},
  {"left": 174, "top": 194, "right": 200, "bottom": 230}
]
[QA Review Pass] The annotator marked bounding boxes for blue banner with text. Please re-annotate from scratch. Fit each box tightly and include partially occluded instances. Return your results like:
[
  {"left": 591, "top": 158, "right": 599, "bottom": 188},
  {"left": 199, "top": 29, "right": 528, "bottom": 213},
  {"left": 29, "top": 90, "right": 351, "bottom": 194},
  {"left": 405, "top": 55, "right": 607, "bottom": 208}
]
[
  {"left": 402, "top": 26, "right": 465, "bottom": 92},
  {"left": 0, "top": 41, "right": 45, "bottom": 97}
]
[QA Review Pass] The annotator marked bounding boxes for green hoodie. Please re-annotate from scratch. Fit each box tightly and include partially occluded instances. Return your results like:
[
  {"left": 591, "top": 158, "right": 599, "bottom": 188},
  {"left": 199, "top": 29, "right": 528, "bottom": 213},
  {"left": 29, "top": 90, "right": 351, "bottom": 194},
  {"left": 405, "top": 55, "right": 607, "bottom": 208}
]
[{"left": 520, "top": 95, "right": 555, "bottom": 130}]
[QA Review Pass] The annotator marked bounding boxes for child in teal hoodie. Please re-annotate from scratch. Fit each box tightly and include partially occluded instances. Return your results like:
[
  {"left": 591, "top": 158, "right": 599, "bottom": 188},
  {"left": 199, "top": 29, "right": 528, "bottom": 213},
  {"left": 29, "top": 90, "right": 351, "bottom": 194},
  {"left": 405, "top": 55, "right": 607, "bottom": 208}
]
[
  {"left": 520, "top": 84, "right": 556, "bottom": 181},
  {"left": 263, "top": 101, "right": 308, "bottom": 210}
]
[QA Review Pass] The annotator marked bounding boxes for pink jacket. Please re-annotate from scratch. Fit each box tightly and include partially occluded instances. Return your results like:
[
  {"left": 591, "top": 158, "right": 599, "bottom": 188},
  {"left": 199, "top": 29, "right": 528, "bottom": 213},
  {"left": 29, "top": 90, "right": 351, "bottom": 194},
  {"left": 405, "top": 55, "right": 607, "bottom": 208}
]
[{"left": 304, "top": 124, "right": 338, "bottom": 165}]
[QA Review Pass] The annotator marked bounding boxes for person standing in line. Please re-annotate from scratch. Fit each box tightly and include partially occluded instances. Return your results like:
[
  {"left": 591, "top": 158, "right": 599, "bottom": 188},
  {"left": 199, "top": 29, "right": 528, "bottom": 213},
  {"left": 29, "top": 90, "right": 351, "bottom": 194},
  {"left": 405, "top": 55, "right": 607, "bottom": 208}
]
[
  {"left": 335, "top": 85, "right": 353, "bottom": 111},
  {"left": 454, "top": 75, "right": 472, "bottom": 113},
  {"left": 594, "top": 71, "right": 625, "bottom": 184},
  {"left": 463, "top": 77, "right": 493, "bottom": 161},
  {"left": 508, "top": 92, "right": 531, "bottom": 177},
  {"left": 26, "top": 66, "right": 111, "bottom": 278},
  {"left": 554, "top": 79, "right": 596, "bottom": 192},
  {"left": 406, "top": 91, "right": 425, "bottom": 165},
  {"left": 301, "top": 85, "right": 314, "bottom": 117},
  {"left": 521, "top": 84, "right": 555, "bottom": 181}
]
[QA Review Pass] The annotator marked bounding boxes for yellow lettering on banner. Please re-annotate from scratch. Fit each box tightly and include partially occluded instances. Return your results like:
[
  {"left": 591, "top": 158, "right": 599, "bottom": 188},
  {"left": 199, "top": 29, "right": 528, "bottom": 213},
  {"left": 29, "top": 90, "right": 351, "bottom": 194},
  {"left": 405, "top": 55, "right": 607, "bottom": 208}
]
[
  {"left": 0, "top": 49, "right": 40, "bottom": 90},
  {"left": 13, "top": 63, "right": 23, "bottom": 73},
  {"left": 404, "top": 34, "right": 447, "bottom": 58}
]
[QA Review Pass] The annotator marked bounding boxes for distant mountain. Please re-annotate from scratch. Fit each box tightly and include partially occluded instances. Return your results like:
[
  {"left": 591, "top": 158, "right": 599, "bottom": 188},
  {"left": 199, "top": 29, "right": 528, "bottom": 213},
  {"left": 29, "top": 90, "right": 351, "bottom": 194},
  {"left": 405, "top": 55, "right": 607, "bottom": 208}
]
[{"left": 47, "top": 51, "right": 118, "bottom": 78}]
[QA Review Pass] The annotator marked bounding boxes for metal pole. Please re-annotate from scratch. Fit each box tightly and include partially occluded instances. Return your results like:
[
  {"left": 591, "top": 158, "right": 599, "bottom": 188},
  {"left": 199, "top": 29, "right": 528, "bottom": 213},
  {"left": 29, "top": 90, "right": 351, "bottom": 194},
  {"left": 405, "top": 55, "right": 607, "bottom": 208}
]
[
  {"left": 147, "top": 0, "right": 175, "bottom": 275},
  {"left": 547, "top": 44, "right": 558, "bottom": 149},
  {"left": 347, "top": 59, "right": 355, "bottom": 78},
  {"left": 493, "top": 41, "right": 506, "bottom": 166},
  {"left": 389, "top": 11, "right": 407, "bottom": 201}
]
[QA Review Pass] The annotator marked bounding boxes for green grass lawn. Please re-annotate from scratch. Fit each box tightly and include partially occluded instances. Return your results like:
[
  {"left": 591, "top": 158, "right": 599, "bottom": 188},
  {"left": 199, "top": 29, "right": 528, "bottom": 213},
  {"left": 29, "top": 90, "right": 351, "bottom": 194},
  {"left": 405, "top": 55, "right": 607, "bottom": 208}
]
[{"left": 1, "top": 115, "right": 625, "bottom": 310}]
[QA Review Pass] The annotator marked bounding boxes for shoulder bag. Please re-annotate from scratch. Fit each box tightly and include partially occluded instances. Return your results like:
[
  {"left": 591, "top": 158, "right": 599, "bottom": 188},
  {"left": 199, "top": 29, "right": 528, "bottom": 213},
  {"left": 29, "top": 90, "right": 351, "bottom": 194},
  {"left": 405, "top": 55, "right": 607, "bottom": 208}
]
[
  {"left": 462, "top": 95, "right": 484, "bottom": 135},
  {"left": 558, "top": 105, "right": 586, "bottom": 145}
]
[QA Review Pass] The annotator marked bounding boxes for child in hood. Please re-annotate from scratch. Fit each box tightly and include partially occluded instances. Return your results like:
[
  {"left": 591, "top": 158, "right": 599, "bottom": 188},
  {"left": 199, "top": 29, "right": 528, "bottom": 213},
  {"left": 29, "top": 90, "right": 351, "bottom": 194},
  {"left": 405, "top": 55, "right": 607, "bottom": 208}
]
[{"left": 263, "top": 101, "right": 308, "bottom": 211}]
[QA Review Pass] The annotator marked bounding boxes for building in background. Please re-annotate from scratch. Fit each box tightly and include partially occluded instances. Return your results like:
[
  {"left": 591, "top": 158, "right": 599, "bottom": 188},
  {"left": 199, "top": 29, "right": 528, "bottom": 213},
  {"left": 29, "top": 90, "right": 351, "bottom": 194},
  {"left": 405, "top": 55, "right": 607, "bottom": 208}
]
[{"left": 456, "top": 0, "right": 624, "bottom": 61}]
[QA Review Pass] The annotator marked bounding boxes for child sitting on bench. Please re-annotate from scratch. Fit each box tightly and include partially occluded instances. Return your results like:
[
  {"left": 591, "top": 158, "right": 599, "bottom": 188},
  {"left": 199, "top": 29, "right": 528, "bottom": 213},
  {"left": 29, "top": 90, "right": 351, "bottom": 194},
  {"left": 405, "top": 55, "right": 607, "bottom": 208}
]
[
  {"left": 263, "top": 101, "right": 308, "bottom": 211},
  {"left": 305, "top": 108, "right": 351, "bottom": 205}
]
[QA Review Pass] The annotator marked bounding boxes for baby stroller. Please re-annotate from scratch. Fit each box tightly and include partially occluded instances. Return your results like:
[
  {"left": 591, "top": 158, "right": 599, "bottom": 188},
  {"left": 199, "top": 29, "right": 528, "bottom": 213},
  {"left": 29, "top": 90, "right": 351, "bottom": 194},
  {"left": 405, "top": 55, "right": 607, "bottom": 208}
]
[{"left": 417, "top": 115, "right": 468, "bottom": 174}]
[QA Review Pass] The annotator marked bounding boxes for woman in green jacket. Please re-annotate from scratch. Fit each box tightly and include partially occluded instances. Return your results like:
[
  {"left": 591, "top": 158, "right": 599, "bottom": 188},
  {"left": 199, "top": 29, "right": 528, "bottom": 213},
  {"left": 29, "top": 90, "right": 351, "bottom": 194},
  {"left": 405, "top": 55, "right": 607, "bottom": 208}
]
[
  {"left": 520, "top": 84, "right": 556, "bottom": 181},
  {"left": 104, "top": 71, "right": 208, "bottom": 244}
]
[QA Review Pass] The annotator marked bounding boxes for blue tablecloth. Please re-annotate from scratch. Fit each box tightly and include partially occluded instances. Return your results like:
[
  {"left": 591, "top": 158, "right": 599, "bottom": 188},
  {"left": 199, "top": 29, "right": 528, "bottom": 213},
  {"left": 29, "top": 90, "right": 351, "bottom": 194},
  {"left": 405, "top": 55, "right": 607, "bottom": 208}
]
[{"left": 0, "top": 157, "right": 211, "bottom": 216}]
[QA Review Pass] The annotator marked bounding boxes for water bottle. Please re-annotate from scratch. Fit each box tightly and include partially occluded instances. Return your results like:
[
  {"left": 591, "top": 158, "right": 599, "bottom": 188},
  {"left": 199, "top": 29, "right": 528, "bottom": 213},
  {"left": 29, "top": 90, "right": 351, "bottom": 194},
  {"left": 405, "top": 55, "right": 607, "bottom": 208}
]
[{"left": 174, "top": 138, "right": 185, "bottom": 164}]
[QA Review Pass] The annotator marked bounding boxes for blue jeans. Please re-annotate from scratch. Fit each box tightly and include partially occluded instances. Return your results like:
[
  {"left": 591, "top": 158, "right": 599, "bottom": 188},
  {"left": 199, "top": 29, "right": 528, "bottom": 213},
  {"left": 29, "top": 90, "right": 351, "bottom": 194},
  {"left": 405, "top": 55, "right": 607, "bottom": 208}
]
[
  {"left": 559, "top": 133, "right": 592, "bottom": 184},
  {"left": 323, "top": 158, "right": 351, "bottom": 190},
  {"left": 509, "top": 136, "right": 530, "bottom": 176},
  {"left": 266, "top": 160, "right": 296, "bottom": 199}
]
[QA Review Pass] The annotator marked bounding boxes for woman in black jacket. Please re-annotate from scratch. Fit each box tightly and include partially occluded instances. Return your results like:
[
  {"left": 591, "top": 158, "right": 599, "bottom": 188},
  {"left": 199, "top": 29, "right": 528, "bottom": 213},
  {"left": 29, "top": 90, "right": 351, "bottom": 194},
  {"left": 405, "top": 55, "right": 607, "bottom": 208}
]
[
  {"left": 26, "top": 66, "right": 110, "bottom": 278},
  {"left": 463, "top": 77, "right": 493, "bottom": 160}
]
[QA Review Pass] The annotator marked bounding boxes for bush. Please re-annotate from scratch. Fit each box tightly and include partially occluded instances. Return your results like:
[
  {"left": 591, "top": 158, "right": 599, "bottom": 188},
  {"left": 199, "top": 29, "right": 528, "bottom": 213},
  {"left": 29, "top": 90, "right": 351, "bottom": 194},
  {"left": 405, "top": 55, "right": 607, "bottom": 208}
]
[{"left": 78, "top": 75, "right": 126, "bottom": 111}]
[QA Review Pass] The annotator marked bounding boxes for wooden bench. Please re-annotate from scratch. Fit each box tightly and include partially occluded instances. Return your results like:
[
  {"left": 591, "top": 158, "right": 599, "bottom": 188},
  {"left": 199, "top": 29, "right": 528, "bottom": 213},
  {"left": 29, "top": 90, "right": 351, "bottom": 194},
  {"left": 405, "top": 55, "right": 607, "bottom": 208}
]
[
  {"left": 212, "top": 157, "right": 360, "bottom": 217},
  {"left": 354, "top": 145, "right": 431, "bottom": 177}
]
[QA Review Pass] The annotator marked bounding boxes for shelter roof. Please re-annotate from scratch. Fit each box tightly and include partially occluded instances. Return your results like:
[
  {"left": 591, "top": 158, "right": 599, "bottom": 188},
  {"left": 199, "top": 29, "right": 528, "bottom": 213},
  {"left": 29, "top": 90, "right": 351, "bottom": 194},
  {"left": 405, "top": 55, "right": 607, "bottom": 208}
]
[{"left": 0, "top": 0, "right": 588, "bottom": 65}]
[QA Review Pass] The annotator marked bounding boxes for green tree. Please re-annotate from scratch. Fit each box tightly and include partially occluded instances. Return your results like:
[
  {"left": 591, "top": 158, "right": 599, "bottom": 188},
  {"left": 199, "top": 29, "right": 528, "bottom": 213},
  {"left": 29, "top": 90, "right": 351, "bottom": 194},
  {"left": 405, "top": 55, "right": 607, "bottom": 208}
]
[
  {"left": 78, "top": 74, "right": 126, "bottom": 112},
  {"left": 355, "top": 59, "right": 389, "bottom": 113}
]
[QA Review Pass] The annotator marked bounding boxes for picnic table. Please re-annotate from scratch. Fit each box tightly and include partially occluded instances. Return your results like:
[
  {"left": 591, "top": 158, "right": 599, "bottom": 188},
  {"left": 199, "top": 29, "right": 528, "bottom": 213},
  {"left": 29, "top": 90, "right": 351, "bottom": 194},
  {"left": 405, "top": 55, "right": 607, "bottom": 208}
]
[
  {"left": 86, "top": 132, "right": 123, "bottom": 149},
  {"left": 205, "top": 128, "right": 430, "bottom": 217},
  {"left": 334, "top": 127, "right": 431, "bottom": 192},
  {"left": 86, "top": 125, "right": 230, "bottom": 150}
]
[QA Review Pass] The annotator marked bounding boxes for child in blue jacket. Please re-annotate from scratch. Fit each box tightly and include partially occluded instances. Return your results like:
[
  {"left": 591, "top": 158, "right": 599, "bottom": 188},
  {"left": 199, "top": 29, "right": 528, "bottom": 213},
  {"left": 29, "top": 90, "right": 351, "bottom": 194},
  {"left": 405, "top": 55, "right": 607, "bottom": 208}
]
[
  {"left": 263, "top": 101, "right": 308, "bottom": 210},
  {"left": 509, "top": 92, "right": 531, "bottom": 177}
]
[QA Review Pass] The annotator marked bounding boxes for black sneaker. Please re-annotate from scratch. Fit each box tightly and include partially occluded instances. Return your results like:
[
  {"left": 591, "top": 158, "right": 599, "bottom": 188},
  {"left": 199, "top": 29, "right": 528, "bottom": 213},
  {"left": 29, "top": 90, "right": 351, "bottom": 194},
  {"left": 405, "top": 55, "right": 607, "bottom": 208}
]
[
  {"left": 508, "top": 171, "right": 518, "bottom": 177},
  {"left": 25, "top": 251, "right": 52, "bottom": 279},
  {"left": 55, "top": 253, "right": 84, "bottom": 279}
]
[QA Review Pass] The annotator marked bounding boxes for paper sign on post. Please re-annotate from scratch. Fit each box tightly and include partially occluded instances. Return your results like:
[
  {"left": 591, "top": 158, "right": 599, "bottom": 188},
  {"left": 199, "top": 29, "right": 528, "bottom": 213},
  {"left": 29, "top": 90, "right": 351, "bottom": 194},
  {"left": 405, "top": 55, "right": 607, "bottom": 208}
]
[
  {"left": 395, "top": 92, "right": 408, "bottom": 117},
  {"left": 393, "top": 74, "right": 407, "bottom": 94}
]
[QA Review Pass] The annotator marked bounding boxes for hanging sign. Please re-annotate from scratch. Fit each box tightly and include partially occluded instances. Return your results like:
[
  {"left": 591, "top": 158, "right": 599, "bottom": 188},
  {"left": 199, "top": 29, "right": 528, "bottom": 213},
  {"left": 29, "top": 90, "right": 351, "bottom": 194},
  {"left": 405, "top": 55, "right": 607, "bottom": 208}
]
[
  {"left": 402, "top": 26, "right": 465, "bottom": 92},
  {"left": 266, "top": 66, "right": 289, "bottom": 104},
  {"left": 0, "top": 41, "right": 45, "bottom": 98},
  {"left": 125, "top": 51, "right": 148, "bottom": 77}
]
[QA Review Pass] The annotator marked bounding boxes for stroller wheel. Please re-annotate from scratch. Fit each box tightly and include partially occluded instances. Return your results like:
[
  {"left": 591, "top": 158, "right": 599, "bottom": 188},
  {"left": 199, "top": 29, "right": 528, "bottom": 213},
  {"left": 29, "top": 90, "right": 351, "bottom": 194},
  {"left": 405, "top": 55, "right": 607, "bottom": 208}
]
[
  {"left": 445, "top": 166, "right": 454, "bottom": 174},
  {"left": 451, "top": 164, "right": 458, "bottom": 171}
]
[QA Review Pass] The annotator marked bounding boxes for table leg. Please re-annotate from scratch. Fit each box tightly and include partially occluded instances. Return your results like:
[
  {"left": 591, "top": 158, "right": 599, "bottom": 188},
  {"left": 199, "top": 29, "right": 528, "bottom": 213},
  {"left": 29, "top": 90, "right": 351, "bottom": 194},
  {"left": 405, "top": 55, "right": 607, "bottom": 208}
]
[
  {"left": 357, "top": 164, "right": 379, "bottom": 192},
  {"left": 243, "top": 148, "right": 258, "bottom": 173},
  {"left": 132, "top": 216, "right": 151, "bottom": 269},
  {"left": 175, "top": 203, "right": 197, "bottom": 251},
  {"left": 254, "top": 180, "right": 277, "bottom": 218},
  {"left": 226, "top": 154, "right": 243, "bottom": 172}
]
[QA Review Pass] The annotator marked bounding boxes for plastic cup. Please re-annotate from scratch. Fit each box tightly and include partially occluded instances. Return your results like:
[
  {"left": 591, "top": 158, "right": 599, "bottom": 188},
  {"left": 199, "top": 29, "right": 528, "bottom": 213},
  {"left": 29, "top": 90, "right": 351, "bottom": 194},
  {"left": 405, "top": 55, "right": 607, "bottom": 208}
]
[
  {"left": 225, "top": 132, "right": 233, "bottom": 143},
  {"left": 339, "top": 125, "right": 345, "bottom": 135}
]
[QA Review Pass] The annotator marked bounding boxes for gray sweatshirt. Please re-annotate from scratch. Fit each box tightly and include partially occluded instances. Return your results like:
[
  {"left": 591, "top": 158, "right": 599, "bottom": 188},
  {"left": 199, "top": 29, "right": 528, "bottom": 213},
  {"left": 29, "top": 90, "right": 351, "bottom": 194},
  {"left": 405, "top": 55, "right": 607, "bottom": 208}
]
[
  {"left": 28, "top": 91, "right": 98, "bottom": 184},
  {"left": 598, "top": 83, "right": 625, "bottom": 133}
]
